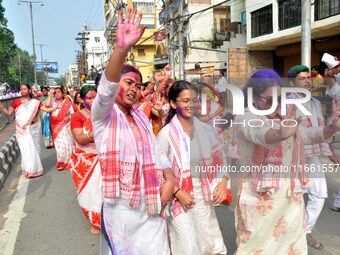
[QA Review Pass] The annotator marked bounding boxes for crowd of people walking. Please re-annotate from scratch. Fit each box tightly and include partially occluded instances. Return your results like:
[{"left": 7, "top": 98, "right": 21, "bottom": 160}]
[{"left": 1, "top": 8, "right": 340, "bottom": 255}]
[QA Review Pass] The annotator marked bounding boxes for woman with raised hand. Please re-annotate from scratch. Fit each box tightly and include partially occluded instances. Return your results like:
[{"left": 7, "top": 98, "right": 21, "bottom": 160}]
[
  {"left": 45, "top": 87, "right": 74, "bottom": 170},
  {"left": 157, "top": 81, "right": 228, "bottom": 255},
  {"left": 91, "top": 9, "right": 175, "bottom": 255},
  {"left": 70, "top": 85, "right": 102, "bottom": 234},
  {"left": 0, "top": 84, "right": 59, "bottom": 178}
]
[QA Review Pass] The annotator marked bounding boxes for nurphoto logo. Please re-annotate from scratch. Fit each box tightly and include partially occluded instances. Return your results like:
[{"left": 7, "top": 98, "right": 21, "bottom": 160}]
[{"left": 199, "top": 84, "right": 312, "bottom": 128}]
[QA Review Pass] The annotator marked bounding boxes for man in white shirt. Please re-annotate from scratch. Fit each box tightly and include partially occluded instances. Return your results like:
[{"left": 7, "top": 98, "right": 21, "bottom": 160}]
[{"left": 215, "top": 71, "right": 227, "bottom": 107}]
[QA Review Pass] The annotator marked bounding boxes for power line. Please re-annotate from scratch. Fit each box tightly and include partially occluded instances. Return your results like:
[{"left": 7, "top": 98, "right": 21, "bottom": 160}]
[
  {"left": 85, "top": 0, "right": 97, "bottom": 24},
  {"left": 88, "top": 0, "right": 102, "bottom": 29}
]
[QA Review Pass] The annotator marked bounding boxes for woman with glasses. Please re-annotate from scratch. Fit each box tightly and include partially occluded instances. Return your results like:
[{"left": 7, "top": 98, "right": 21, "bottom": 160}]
[
  {"left": 157, "top": 81, "right": 228, "bottom": 255},
  {"left": 70, "top": 85, "right": 102, "bottom": 234},
  {"left": 234, "top": 69, "right": 340, "bottom": 255}
]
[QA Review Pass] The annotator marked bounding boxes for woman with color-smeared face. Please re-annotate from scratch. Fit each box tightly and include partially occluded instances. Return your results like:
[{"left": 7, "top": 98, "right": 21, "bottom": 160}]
[
  {"left": 70, "top": 85, "right": 102, "bottom": 234},
  {"left": 91, "top": 9, "right": 175, "bottom": 254},
  {"left": 115, "top": 65, "right": 142, "bottom": 113}
]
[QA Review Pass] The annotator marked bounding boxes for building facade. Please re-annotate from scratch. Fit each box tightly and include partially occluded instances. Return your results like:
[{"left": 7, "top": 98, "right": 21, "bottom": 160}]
[
  {"left": 65, "top": 64, "right": 79, "bottom": 88},
  {"left": 246, "top": 0, "right": 340, "bottom": 76},
  {"left": 85, "top": 30, "right": 108, "bottom": 75},
  {"left": 103, "top": 0, "right": 160, "bottom": 81}
]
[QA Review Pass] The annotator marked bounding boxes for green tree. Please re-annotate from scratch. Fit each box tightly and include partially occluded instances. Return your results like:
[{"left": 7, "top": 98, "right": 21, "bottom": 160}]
[
  {"left": 0, "top": 0, "right": 16, "bottom": 84},
  {"left": 0, "top": 0, "right": 34, "bottom": 89},
  {"left": 7, "top": 49, "right": 35, "bottom": 89}
]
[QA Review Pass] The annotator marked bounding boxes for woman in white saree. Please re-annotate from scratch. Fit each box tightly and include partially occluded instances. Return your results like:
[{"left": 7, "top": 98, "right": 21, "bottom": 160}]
[{"left": 0, "top": 84, "right": 58, "bottom": 178}]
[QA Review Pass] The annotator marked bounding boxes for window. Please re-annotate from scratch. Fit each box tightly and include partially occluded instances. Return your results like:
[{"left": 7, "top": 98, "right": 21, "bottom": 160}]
[
  {"left": 132, "top": 2, "right": 154, "bottom": 14},
  {"left": 220, "top": 18, "right": 229, "bottom": 33},
  {"left": 278, "top": 0, "right": 301, "bottom": 30},
  {"left": 137, "top": 49, "right": 146, "bottom": 57},
  {"left": 251, "top": 5, "right": 273, "bottom": 38},
  {"left": 94, "top": 37, "right": 100, "bottom": 43},
  {"left": 315, "top": 0, "right": 340, "bottom": 20}
]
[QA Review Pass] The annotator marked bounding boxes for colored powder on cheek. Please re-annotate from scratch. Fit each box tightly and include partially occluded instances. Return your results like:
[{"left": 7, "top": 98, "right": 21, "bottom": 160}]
[
  {"left": 177, "top": 106, "right": 184, "bottom": 115},
  {"left": 118, "top": 87, "right": 125, "bottom": 100},
  {"left": 84, "top": 101, "right": 91, "bottom": 110}
]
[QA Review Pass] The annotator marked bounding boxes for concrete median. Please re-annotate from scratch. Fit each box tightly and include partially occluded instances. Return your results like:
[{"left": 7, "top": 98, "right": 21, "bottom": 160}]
[{"left": 0, "top": 134, "right": 20, "bottom": 188}]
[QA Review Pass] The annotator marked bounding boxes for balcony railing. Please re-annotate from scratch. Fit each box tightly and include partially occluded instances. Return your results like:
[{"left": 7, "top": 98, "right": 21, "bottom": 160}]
[
  {"left": 0, "top": 97, "right": 18, "bottom": 130},
  {"left": 278, "top": 0, "right": 301, "bottom": 31}
]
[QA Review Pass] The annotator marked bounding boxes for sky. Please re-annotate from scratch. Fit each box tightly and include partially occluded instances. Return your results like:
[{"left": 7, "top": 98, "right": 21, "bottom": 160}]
[{"left": 3, "top": 0, "right": 105, "bottom": 77}]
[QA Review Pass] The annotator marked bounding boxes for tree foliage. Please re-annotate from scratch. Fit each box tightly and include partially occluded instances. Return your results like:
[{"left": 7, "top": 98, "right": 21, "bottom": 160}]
[{"left": 0, "top": 0, "right": 35, "bottom": 90}]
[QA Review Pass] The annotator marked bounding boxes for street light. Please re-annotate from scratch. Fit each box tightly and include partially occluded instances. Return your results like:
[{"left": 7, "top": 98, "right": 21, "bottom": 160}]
[{"left": 18, "top": 0, "right": 44, "bottom": 89}]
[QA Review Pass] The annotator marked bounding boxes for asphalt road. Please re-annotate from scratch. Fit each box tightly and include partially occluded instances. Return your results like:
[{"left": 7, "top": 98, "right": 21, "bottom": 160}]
[{"left": 0, "top": 141, "right": 339, "bottom": 255}]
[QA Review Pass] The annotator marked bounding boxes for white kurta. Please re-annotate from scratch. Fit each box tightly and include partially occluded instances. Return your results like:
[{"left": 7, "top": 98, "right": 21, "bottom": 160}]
[{"left": 157, "top": 120, "right": 227, "bottom": 255}]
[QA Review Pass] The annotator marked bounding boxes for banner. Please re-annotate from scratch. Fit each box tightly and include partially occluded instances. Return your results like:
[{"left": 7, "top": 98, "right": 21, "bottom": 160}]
[{"left": 36, "top": 62, "right": 58, "bottom": 73}]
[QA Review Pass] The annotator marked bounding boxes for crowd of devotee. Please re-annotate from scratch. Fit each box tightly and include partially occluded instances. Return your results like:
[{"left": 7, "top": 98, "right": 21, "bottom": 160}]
[{"left": 0, "top": 9, "right": 340, "bottom": 255}]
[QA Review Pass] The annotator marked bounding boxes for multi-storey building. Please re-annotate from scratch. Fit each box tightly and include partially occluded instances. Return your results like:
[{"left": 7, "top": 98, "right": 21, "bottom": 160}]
[
  {"left": 158, "top": 0, "right": 247, "bottom": 85},
  {"left": 246, "top": 0, "right": 340, "bottom": 76},
  {"left": 65, "top": 64, "right": 79, "bottom": 88},
  {"left": 84, "top": 29, "right": 108, "bottom": 74},
  {"left": 103, "top": 0, "right": 160, "bottom": 81}
]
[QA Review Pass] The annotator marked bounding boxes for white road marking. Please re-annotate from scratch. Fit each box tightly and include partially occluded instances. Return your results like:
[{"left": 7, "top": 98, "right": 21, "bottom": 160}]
[{"left": 0, "top": 175, "right": 29, "bottom": 255}]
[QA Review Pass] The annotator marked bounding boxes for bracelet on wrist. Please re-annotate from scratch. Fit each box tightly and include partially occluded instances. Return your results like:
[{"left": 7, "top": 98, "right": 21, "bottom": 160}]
[{"left": 174, "top": 188, "right": 180, "bottom": 197}]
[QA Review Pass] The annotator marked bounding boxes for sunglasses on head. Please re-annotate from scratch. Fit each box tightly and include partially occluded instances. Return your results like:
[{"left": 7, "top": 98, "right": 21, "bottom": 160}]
[{"left": 258, "top": 95, "right": 281, "bottom": 105}]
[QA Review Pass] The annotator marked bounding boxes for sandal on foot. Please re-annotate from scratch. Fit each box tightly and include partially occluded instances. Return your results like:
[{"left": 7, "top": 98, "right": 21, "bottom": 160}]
[
  {"left": 330, "top": 206, "right": 340, "bottom": 212},
  {"left": 306, "top": 234, "right": 324, "bottom": 250}
]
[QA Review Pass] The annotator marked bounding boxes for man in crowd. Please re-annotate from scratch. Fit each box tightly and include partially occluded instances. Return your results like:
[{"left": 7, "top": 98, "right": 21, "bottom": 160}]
[{"left": 215, "top": 71, "right": 228, "bottom": 108}]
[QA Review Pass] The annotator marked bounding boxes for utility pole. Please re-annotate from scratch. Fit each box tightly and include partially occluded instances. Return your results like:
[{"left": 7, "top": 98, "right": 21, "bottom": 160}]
[
  {"left": 178, "top": 0, "right": 185, "bottom": 80},
  {"left": 36, "top": 43, "right": 47, "bottom": 84},
  {"left": 18, "top": 0, "right": 44, "bottom": 89},
  {"left": 301, "top": 0, "right": 311, "bottom": 69},
  {"left": 167, "top": 0, "right": 175, "bottom": 79},
  {"left": 75, "top": 31, "right": 90, "bottom": 79}
]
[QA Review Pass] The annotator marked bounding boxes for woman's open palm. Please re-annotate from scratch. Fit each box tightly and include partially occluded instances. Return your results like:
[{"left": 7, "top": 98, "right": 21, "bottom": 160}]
[{"left": 116, "top": 9, "right": 146, "bottom": 50}]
